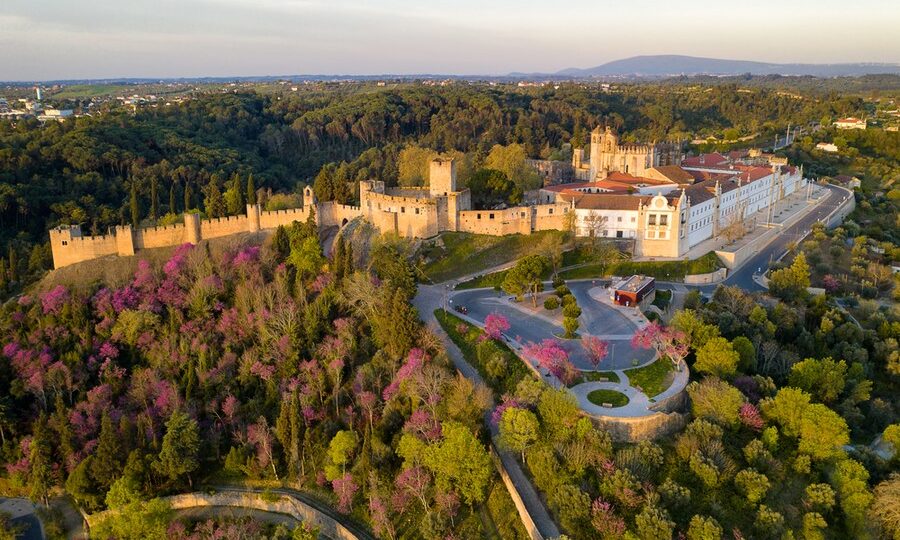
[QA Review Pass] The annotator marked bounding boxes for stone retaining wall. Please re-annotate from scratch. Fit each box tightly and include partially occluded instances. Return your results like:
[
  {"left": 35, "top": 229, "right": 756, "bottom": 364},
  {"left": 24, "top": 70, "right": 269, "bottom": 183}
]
[
  {"left": 86, "top": 490, "right": 365, "bottom": 540},
  {"left": 489, "top": 447, "right": 545, "bottom": 540},
  {"left": 684, "top": 267, "right": 727, "bottom": 284},
  {"left": 587, "top": 410, "right": 688, "bottom": 443}
]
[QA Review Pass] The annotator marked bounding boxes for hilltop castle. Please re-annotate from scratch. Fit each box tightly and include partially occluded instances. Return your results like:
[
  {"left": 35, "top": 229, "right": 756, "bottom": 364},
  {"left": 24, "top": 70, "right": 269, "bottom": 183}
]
[{"left": 49, "top": 125, "right": 805, "bottom": 270}]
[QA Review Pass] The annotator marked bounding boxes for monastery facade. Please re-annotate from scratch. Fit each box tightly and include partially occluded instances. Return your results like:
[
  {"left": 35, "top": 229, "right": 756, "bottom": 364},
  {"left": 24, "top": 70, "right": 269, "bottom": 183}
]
[
  {"left": 573, "top": 126, "right": 682, "bottom": 181},
  {"left": 49, "top": 126, "right": 806, "bottom": 269}
]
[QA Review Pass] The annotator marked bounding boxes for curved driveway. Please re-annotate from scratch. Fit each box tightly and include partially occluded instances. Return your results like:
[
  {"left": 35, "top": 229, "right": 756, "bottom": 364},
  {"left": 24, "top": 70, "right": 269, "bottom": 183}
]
[{"left": 451, "top": 285, "right": 654, "bottom": 370}]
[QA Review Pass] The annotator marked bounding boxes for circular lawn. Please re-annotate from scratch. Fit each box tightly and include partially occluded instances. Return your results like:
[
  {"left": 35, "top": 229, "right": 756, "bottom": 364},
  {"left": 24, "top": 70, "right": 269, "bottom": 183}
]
[{"left": 587, "top": 389, "right": 630, "bottom": 407}]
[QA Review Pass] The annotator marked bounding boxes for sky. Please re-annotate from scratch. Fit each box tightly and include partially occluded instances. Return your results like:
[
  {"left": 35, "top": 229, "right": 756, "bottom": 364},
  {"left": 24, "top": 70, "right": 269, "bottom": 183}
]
[{"left": 2, "top": 0, "right": 899, "bottom": 80}]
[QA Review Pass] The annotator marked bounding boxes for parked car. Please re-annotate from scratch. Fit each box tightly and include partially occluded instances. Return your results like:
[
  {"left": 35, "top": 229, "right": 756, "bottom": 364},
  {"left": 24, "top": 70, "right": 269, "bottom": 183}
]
[{"left": 454, "top": 305, "right": 468, "bottom": 314}]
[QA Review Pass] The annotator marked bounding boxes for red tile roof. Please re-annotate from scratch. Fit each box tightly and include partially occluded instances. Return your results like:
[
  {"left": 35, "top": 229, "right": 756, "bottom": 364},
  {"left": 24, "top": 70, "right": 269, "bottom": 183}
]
[{"left": 681, "top": 152, "right": 729, "bottom": 167}]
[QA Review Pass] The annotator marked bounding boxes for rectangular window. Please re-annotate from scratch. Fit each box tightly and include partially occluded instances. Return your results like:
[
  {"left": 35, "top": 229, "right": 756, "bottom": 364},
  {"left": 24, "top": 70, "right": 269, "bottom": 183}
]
[
  {"left": 617, "top": 216, "right": 623, "bottom": 223},
  {"left": 477, "top": 213, "right": 481, "bottom": 219},
  {"left": 549, "top": 208, "right": 554, "bottom": 214},
  {"left": 489, "top": 213, "right": 495, "bottom": 219},
  {"left": 401, "top": 207, "right": 405, "bottom": 213},
  {"left": 631, "top": 217, "right": 636, "bottom": 222},
  {"left": 660, "top": 215, "right": 668, "bottom": 226},
  {"left": 415, "top": 208, "right": 420, "bottom": 215},
  {"left": 616, "top": 231, "right": 624, "bottom": 238},
  {"left": 648, "top": 214, "right": 656, "bottom": 225}
]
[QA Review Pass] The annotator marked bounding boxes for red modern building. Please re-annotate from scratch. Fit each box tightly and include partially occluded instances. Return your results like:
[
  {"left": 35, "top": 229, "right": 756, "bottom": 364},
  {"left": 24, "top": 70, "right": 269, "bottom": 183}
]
[{"left": 613, "top": 275, "right": 656, "bottom": 307}]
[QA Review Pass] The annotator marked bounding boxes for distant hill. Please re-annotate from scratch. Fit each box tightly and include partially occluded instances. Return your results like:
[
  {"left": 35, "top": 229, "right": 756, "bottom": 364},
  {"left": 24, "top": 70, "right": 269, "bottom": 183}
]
[{"left": 553, "top": 55, "right": 900, "bottom": 78}]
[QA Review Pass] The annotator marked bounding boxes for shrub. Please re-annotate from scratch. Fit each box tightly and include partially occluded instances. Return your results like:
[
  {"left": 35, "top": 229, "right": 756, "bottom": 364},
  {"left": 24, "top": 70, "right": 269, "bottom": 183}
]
[
  {"left": 544, "top": 296, "right": 559, "bottom": 310},
  {"left": 561, "top": 293, "right": 577, "bottom": 307},
  {"left": 562, "top": 303, "right": 582, "bottom": 319},
  {"left": 555, "top": 285, "right": 570, "bottom": 297}
]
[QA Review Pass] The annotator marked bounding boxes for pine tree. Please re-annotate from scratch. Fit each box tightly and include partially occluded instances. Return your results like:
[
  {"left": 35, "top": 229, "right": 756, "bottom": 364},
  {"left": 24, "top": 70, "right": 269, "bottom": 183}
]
[
  {"left": 92, "top": 412, "right": 123, "bottom": 490},
  {"left": 246, "top": 174, "right": 257, "bottom": 205},
  {"left": 155, "top": 410, "right": 200, "bottom": 488},
  {"left": 130, "top": 181, "right": 140, "bottom": 227}
]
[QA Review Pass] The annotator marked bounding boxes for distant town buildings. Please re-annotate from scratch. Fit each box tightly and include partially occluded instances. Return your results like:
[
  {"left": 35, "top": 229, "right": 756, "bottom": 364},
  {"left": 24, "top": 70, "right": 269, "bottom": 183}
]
[{"left": 833, "top": 117, "right": 867, "bottom": 130}]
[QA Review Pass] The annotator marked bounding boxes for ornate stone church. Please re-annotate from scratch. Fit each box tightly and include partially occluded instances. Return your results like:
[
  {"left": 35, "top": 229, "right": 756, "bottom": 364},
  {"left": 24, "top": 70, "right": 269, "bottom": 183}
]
[{"left": 572, "top": 126, "right": 682, "bottom": 180}]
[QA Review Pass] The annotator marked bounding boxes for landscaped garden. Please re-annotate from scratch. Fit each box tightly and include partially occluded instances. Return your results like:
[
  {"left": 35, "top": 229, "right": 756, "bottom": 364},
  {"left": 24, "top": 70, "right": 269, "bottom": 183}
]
[
  {"left": 579, "top": 370, "right": 620, "bottom": 384},
  {"left": 587, "top": 389, "right": 630, "bottom": 407},
  {"left": 434, "top": 309, "right": 532, "bottom": 395},
  {"left": 558, "top": 251, "right": 722, "bottom": 281},
  {"left": 624, "top": 359, "right": 675, "bottom": 398}
]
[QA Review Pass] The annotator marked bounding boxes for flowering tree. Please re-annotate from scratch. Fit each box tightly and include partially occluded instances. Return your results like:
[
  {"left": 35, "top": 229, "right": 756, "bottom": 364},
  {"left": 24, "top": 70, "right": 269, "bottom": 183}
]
[
  {"left": 581, "top": 335, "right": 610, "bottom": 370},
  {"left": 247, "top": 416, "right": 278, "bottom": 480},
  {"left": 332, "top": 473, "right": 359, "bottom": 513},
  {"left": 483, "top": 313, "right": 510, "bottom": 341},
  {"left": 523, "top": 339, "right": 578, "bottom": 385},
  {"left": 394, "top": 465, "right": 432, "bottom": 511},
  {"left": 631, "top": 322, "right": 689, "bottom": 368}
]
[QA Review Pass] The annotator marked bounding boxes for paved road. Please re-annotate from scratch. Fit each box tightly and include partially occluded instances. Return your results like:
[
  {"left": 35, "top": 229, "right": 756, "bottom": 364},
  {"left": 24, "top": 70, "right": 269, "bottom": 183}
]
[
  {"left": 0, "top": 498, "right": 44, "bottom": 540},
  {"left": 654, "top": 183, "right": 849, "bottom": 297},
  {"left": 451, "top": 284, "right": 654, "bottom": 370},
  {"left": 413, "top": 284, "right": 562, "bottom": 540},
  {"left": 721, "top": 183, "right": 847, "bottom": 291}
]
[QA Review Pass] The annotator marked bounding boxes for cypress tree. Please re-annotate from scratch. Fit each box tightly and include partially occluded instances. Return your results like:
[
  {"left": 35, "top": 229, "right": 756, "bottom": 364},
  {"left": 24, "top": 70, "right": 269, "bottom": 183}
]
[
  {"left": 272, "top": 226, "right": 290, "bottom": 260},
  {"left": 8, "top": 245, "right": 17, "bottom": 283},
  {"left": 150, "top": 177, "right": 159, "bottom": 220},
  {"left": 29, "top": 414, "right": 54, "bottom": 506},
  {"left": 169, "top": 181, "right": 177, "bottom": 214},
  {"left": 344, "top": 240, "right": 354, "bottom": 275},
  {"left": 92, "top": 412, "right": 123, "bottom": 490},
  {"left": 184, "top": 181, "right": 193, "bottom": 212},
  {"left": 130, "top": 181, "right": 140, "bottom": 227},
  {"left": 333, "top": 236, "right": 346, "bottom": 280},
  {"left": 246, "top": 174, "right": 257, "bottom": 205}
]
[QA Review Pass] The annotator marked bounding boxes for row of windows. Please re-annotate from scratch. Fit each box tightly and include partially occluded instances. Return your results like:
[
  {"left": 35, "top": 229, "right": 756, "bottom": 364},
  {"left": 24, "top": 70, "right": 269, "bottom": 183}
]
[{"left": 647, "top": 213, "right": 669, "bottom": 226}]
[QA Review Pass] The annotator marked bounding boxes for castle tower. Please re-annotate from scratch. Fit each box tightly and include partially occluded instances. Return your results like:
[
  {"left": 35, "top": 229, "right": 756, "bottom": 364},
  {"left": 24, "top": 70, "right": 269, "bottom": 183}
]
[
  {"left": 303, "top": 185, "right": 317, "bottom": 208},
  {"left": 247, "top": 203, "right": 261, "bottom": 232},
  {"left": 572, "top": 148, "right": 584, "bottom": 170},
  {"left": 429, "top": 158, "right": 457, "bottom": 197},
  {"left": 114, "top": 225, "right": 135, "bottom": 256},
  {"left": 184, "top": 212, "right": 201, "bottom": 244}
]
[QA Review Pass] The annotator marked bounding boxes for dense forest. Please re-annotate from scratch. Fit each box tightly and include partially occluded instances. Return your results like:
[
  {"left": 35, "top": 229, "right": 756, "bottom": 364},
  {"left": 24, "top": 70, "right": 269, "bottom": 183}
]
[
  {"left": 1, "top": 80, "right": 898, "bottom": 539},
  {"left": 0, "top": 218, "right": 529, "bottom": 538},
  {"left": 0, "top": 82, "right": 869, "bottom": 295}
]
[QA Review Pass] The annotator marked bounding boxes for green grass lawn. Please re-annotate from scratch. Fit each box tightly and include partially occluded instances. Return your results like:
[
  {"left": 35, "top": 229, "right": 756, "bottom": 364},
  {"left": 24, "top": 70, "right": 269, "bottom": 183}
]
[
  {"left": 587, "top": 389, "right": 630, "bottom": 407},
  {"left": 419, "top": 230, "right": 566, "bottom": 283},
  {"left": 434, "top": 309, "right": 533, "bottom": 396},
  {"left": 579, "top": 371, "right": 620, "bottom": 384},
  {"left": 558, "top": 251, "right": 722, "bottom": 281},
  {"left": 625, "top": 359, "right": 675, "bottom": 398}
]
